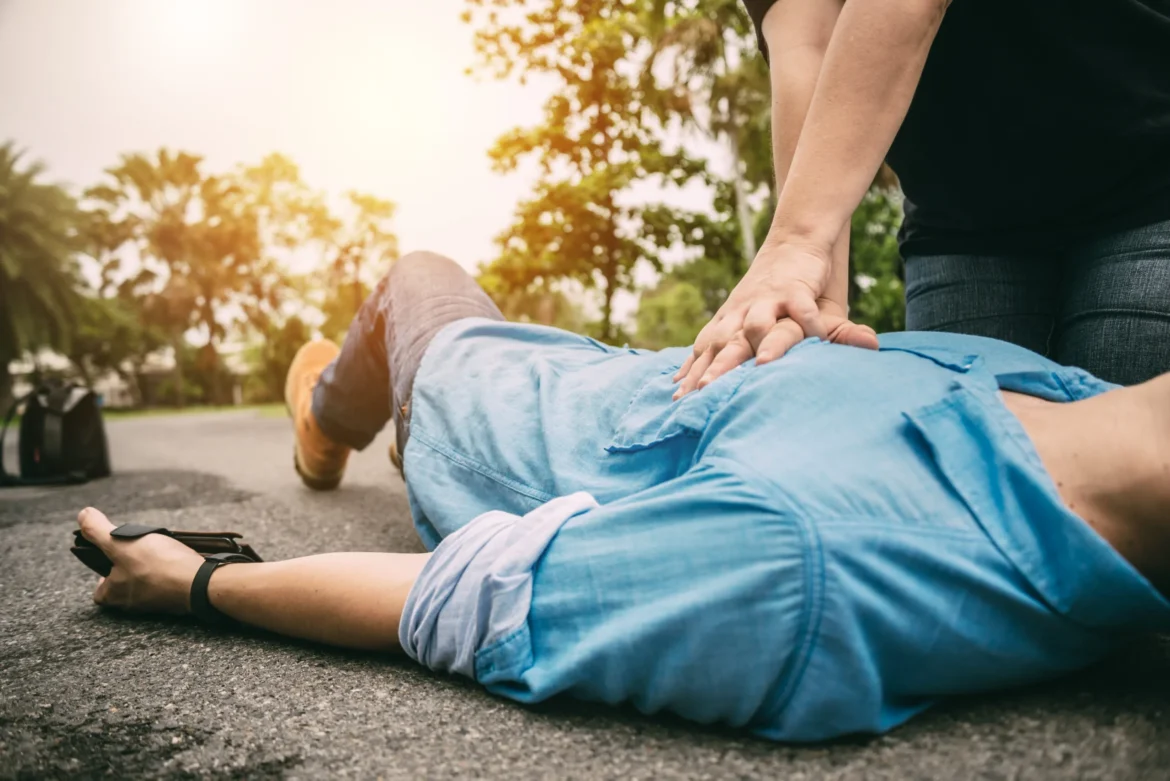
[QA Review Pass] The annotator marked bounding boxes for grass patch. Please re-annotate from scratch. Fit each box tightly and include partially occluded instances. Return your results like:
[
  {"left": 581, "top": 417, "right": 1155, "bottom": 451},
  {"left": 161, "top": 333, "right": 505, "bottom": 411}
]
[
  {"left": 6, "top": 403, "right": 286, "bottom": 426},
  {"left": 105, "top": 403, "right": 286, "bottom": 420}
]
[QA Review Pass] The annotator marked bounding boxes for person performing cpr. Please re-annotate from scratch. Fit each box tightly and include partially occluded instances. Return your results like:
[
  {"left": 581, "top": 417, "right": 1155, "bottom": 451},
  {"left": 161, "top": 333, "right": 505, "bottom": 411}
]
[{"left": 672, "top": 0, "right": 1170, "bottom": 399}]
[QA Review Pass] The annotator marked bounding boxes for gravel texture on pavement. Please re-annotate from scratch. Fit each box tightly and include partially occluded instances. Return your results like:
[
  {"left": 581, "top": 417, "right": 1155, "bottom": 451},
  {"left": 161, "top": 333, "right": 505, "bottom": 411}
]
[{"left": 2, "top": 411, "right": 1169, "bottom": 780}]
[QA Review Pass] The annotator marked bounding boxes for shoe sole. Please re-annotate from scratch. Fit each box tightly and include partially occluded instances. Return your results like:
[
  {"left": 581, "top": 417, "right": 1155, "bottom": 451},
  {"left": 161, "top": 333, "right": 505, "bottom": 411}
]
[
  {"left": 285, "top": 341, "right": 345, "bottom": 492},
  {"left": 293, "top": 450, "right": 343, "bottom": 491}
]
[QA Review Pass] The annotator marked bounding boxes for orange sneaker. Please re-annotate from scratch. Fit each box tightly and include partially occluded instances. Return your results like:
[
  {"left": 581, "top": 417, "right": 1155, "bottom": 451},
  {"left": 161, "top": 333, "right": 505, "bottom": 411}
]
[{"left": 285, "top": 340, "right": 350, "bottom": 490}]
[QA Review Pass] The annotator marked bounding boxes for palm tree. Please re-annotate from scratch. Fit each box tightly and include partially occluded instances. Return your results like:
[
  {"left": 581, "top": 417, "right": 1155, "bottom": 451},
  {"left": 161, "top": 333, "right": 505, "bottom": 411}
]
[
  {"left": 86, "top": 149, "right": 266, "bottom": 405},
  {"left": 0, "top": 143, "right": 81, "bottom": 406}
]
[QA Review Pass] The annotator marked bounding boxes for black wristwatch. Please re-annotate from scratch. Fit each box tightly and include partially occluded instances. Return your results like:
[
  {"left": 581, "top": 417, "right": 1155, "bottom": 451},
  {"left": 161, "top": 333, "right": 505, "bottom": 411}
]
[{"left": 190, "top": 553, "right": 254, "bottom": 626}]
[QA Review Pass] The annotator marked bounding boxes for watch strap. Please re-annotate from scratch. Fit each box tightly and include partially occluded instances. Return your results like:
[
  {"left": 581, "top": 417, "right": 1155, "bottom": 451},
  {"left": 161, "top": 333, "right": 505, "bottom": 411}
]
[{"left": 189, "top": 553, "right": 252, "bottom": 626}]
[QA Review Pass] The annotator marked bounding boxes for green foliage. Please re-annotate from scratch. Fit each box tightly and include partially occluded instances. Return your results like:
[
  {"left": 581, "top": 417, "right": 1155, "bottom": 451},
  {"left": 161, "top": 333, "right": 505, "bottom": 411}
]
[
  {"left": 466, "top": 0, "right": 709, "bottom": 342},
  {"left": 634, "top": 279, "right": 707, "bottom": 349},
  {"left": 632, "top": 176, "right": 745, "bottom": 348},
  {"left": 244, "top": 315, "right": 310, "bottom": 404},
  {"left": 81, "top": 151, "right": 400, "bottom": 406},
  {"left": 146, "top": 341, "right": 229, "bottom": 407},
  {"left": 642, "top": 0, "right": 772, "bottom": 261},
  {"left": 232, "top": 154, "right": 334, "bottom": 337},
  {"left": 85, "top": 149, "right": 273, "bottom": 344},
  {"left": 315, "top": 191, "right": 399, "bottom": 343},
  {"left": 319, "top": 280, "right": 371, "bottom": 345},
  {"left": 478, "top": 272, "right": 588, "bottom": 333},
  {"left": 849, "top": 187, "right": 905, "bottom": 333},
  {"left": 84, "top": 149, "right": 262, "bottom": 404},
  {"left": 0, "top": 143, "right": 82, "bottom": 399},
  {"left": 4, "top": 0, "right": 907, "bottom": 414},
  {"left": 68, "top": 294, "right": 165, "bottom": 395}
]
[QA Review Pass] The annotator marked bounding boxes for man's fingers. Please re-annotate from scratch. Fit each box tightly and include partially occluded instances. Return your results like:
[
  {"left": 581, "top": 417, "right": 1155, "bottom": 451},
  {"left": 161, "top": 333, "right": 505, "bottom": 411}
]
[
  {"left": 674, "top": 347, "right": 716, "bottom": 400},
  {"left": 78, "top": 507, "right": 116, "bottom": 556},
  {"left": 698, "top": 335, "right": 753, "bottom": 389},
  {"left": 756, "top": 320, "right": 808, "bottom": 364},
  {"left": 94, "top": 574, "right": 129, "bottom": 609},
  {"left": 93, "top": 576, "right": 110, "bottom": 606}
]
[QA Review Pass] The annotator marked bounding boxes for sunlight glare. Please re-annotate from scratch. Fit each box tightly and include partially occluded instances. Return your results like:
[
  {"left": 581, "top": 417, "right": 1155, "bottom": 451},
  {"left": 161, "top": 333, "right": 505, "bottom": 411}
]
[{"left": 141, "top": 0, "right": 238, "bottom": 62}]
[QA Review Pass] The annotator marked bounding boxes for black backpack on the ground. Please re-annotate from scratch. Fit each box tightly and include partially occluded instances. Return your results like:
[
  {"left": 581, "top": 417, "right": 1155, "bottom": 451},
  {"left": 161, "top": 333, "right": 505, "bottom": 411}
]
[{"left": 0, "top": 383, "right": 112, "bottom": 487}]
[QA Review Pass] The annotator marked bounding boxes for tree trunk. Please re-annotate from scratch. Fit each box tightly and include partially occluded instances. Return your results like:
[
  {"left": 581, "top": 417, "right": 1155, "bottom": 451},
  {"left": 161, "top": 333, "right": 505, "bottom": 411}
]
[
  {"left": 536, "top": 292, "right": 556, "bottom": 326},
  {"left": 0, "top": 361, "right": 12, "bottom": 414},
  {"left": 727, "top": 131, "right": 758, "bottom": 267},
  {"left": 171, "top": 333, "right": 186, "bottom": 408},
  {"left": 601, "top": 270, "right": 616, "bottom": 344},
  {"left": 117, "top": 366, "right": 143, "bottom": 407},
  {"left": 74, "top": 358, "right": 94, "bottom": 387}
]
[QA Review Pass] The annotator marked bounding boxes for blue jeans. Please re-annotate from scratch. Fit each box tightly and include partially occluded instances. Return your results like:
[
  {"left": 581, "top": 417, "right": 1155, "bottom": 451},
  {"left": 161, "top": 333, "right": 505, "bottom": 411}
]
[
  {"left": 311, "top": 251, "right": 503, "bottom": 454},
  {"left": 904, "top": 217, "right": 1170, "bottom": 386}
]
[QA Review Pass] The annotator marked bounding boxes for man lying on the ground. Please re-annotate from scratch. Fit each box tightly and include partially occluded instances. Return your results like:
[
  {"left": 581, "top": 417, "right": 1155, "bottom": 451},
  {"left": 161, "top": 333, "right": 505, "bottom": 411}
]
[{"left": 75, "top": 252, "right": 1170, "bottom": 742}]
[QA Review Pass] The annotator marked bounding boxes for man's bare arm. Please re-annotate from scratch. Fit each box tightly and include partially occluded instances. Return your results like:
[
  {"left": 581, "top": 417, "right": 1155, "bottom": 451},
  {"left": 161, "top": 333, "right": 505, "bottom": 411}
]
[
  {"left": 209, "top": 552, "right": 428, "bottom": 651},
  {"left": 79, "top": 507, "right": 429, "bottom": 652}
]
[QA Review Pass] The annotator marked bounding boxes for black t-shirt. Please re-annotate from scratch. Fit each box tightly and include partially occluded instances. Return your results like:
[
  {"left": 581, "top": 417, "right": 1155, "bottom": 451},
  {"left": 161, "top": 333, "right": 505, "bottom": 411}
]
[{"left": 742, "top": 0, "right": 1170, "bottom": 256}]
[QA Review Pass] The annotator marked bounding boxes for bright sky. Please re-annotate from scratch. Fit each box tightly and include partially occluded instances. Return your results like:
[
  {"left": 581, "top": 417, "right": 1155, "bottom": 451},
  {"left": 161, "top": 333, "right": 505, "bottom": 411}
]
[{"left": 0, "top": 0, "right": 562, "bottom": 273}]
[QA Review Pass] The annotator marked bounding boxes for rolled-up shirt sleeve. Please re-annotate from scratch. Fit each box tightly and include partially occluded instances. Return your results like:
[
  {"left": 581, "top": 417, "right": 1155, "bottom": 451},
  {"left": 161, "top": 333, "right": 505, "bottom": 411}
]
[
  {"left": 397, "top": 461, "right": 816, "bottom": 737},
  {"left": 398, "top": 492, "right": 600, "bottom": 679}
]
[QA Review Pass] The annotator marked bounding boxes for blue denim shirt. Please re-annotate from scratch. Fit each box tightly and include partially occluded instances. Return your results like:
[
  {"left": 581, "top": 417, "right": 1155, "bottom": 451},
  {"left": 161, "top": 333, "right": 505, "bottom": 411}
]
[{"left": 399, "top": 319, "right": 1170, "bottom": 741}]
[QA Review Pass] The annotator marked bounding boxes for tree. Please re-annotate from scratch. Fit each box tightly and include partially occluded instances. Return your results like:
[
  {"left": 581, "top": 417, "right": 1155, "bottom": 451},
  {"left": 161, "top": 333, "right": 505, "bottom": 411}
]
[
  {"left": 466, "top": 0, "right": 706, "bottom": 343},
  {"left": 245, "top": 315, "right": 310, "bottom": 403},
  {"left": 66, "top": 293, "right": 164, "bottom": 401},
  {"left": 317, "top": 191, "right": 399, "bottom": 343},
  {"left": 85, "top": 149, "right": 265, "bottom": 405},
  {"left": 632, "top": 177, "right": 745, "bottom": 347},
  {"left": 642, "top": 0, "right": 772, "bottom": 264},
  {"left": 637, "top": 2, "right": 908, "bottom": 342},
  {"left": 848, "top": 186, "right": 905, "bottom": 333},
  {"left": 634, "top": 278, "right": 707, "bottom": 349},
  {"left": 0, "top": 142, "right": 82, "bottom": 405},
  {"left": 232, "top": 154, "right": 332, "bottom": 341},
  {"left": 479, "top": 269, "right": 588, "bottom": 332}
]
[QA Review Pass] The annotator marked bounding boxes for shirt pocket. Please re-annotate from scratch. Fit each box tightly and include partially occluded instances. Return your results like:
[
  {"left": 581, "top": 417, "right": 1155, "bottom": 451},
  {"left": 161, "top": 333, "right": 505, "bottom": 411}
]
[{"left": 605, "top": 365, "right": 750, "bottom": 454}]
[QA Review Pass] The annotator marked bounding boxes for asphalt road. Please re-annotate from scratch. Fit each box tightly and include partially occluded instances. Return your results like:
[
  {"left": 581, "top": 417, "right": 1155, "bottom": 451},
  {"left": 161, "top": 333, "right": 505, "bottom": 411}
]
[{"left": 2, "top": 411, "right": 1170, "bottom": 780}]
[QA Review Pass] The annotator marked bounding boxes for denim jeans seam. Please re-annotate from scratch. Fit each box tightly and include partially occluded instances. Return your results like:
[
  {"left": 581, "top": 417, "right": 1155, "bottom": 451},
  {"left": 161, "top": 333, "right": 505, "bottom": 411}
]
[
  {"left": 915, "top": 313, "right": 1058, "bottom": 331},
  {"left": 409, "top": 428, "right": 557, "bottom": 505},
  {"left": 1058, "top": 307, "right": 1170, "bottom": 328}
]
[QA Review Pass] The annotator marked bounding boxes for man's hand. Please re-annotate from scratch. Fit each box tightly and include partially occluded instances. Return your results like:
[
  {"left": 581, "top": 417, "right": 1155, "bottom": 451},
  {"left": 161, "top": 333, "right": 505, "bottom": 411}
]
[
  {"left": 673, "top": 240, "right": 879, "bottom": 399},
  {"left": 78, "top": 507, "right": 204, "bottom": 615}
]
